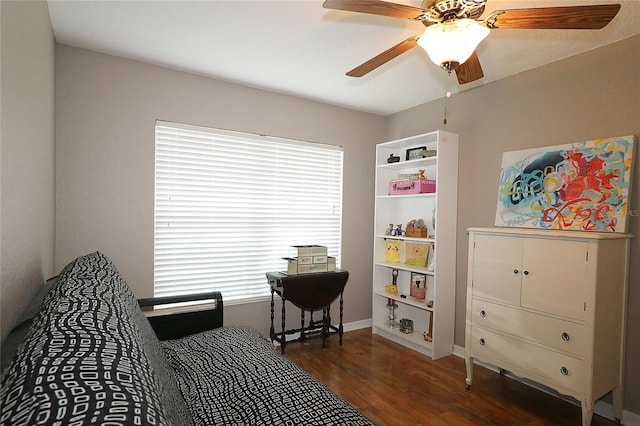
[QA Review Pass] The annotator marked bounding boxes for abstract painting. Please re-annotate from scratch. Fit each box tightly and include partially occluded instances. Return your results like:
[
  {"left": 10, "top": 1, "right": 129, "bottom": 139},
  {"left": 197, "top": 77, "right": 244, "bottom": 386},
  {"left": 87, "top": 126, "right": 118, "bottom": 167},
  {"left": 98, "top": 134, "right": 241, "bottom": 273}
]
[{"left": 495, "top": 135, "right": 635, "bottom": 233}]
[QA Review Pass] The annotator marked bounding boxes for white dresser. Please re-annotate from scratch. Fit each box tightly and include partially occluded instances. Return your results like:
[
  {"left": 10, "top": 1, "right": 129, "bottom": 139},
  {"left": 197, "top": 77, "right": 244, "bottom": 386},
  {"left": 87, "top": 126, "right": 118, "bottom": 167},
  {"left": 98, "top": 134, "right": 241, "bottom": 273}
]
[{"left": 465, "top": 227, "right": 631, "bottom": 426}]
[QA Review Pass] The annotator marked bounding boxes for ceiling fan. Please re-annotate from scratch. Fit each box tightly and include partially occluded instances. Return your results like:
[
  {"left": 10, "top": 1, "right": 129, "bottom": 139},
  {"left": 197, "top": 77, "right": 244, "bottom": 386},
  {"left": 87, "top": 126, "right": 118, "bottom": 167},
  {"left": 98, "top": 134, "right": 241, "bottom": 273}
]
[{"left": 323, "top": 0, "right": 621, "bottom": 84}]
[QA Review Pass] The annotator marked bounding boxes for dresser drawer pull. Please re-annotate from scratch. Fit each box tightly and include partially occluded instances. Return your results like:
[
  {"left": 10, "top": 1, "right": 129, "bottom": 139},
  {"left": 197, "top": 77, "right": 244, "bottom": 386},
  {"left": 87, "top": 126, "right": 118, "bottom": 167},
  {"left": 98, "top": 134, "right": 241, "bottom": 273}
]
[
  {"left": 479, "top": 310, "right": 486, "bottom": 318},
  {"left": 523, "top": 270, "right": 529, "bottom": 276},
  {"left": 560, "top": 367, "right": 569, "bottom": 376},
  {"left": 561, "top": 332, "right": 570, "bottom": 341},
  {"left": 479, "top": 338, "right": 486, "bottom": 346},
  {"left": 513, "top": 269, "right": 519, "bottom": 274}
]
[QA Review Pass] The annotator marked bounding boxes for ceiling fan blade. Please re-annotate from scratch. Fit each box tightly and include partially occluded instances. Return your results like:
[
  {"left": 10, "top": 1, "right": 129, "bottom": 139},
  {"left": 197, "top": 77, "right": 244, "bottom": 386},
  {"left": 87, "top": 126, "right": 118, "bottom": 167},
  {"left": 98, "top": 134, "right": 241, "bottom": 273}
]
[
  {"left": 346, "top": 36, "right": 419, "bottom": 77},
  {"left": 486, "top": 4, "right": 621, "bottom": 30},
  {"left": 455, "top": 51, "right": 484, "bottom": 84},
  {"left": 323, "top": 0, "right": 427, "bottom": 20}
]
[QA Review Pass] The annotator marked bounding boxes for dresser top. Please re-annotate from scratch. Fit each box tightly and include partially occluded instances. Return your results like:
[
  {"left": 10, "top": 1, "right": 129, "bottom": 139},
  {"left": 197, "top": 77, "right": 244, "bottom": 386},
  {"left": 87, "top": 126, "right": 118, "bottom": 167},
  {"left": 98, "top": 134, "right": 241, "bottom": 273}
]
[{"left": 467, "top": 227, "right": 633, "bottom": 240}]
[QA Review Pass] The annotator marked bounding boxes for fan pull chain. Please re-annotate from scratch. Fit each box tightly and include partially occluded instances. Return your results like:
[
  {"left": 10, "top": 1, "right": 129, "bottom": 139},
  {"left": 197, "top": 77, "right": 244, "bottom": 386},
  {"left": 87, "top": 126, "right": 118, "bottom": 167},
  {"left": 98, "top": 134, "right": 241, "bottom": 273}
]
[
  {"left": 443, "top": 69, "right": 453, "bottom": 125},
  {"left": 443, "top": 90, "right": 451, "bottom": 125}
]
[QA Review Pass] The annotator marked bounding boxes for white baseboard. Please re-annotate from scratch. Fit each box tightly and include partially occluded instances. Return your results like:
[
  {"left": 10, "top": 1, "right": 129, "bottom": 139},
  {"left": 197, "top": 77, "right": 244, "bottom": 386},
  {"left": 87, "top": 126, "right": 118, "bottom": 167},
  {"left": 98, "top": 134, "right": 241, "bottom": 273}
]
[
  {"left": 621, "top": 410, "right": 640, "bottom": 426},
  {"left": 450, "top": 345, "right": 640, "bottom": 425},
  {"left": 452, "top": 344, "right": 465, "bottom": 358},
  {"left": 343, "top": 318, "right": 372, "bottom": 332}
]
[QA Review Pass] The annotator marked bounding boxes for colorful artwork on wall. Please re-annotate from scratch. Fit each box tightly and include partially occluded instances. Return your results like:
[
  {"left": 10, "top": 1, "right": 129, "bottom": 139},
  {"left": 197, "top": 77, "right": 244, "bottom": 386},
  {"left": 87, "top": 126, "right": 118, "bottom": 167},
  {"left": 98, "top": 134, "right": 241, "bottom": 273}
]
[{"left": 495, "top": 135, "right": 635, "bottom": 233}]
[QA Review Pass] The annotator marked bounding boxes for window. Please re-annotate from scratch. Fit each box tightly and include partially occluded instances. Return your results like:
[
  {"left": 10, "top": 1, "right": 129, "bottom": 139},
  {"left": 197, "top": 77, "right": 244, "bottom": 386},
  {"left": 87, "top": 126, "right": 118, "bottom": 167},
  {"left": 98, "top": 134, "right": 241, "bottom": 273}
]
[{"left": 154, "top": 121, "right": 344, "bottom": 304}]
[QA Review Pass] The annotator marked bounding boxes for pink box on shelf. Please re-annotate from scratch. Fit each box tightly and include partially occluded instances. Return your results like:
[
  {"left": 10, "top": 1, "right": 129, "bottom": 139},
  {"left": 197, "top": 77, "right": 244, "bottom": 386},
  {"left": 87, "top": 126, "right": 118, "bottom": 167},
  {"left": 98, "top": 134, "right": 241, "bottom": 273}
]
[{"left": 388, "top": 178, "right": 436, "bottom": 195}]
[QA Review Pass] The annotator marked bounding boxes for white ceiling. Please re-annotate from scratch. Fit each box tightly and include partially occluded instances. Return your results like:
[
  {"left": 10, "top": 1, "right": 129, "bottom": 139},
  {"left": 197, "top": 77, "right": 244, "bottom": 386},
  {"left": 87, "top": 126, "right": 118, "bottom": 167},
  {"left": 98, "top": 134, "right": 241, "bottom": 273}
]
[{"left": 47, "top": 0, "right": 640, "bottom": 116}]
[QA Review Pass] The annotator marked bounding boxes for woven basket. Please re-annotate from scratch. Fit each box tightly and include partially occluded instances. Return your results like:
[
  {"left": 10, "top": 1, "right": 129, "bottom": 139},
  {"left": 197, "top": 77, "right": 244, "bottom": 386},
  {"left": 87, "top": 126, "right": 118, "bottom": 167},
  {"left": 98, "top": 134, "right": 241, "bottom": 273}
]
[{"left": 405, "top": 227, "right": 428, "bottom": 238}]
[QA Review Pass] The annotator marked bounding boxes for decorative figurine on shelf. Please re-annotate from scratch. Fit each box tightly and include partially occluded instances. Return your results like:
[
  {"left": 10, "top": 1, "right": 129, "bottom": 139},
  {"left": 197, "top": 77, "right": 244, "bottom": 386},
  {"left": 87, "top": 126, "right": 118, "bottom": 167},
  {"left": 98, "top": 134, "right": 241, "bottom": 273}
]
[
  {"left": 399, "top": 318, "right": 414, "bottom": 334},
  {"left": 427, "top": 244, "right": 436, "bottom": 272},
  {"left": 390, "top": 224, "right": 403, "bottom": 237},
  {"left": 385, "top": 239, "right": 400, "bottom": 263},
  {"left": 410, "top": 272, "right": 426, "bottom": 300},
  {"left": 385, "top": 298, "right": 399, "bottom": 329},
  {"left": 431, "top": 209, "right": 436, "bottom": 237},
  {"left": 423, "top": 310, "right": 434, "bottom": 342},
  {"left": 387, "top": 154, "right": 400, "bottom": 163},
  {"left": 384, "top": 269, "right": 399, "bottom": 295},
  {"left": 385, "top": 224, "right": 394, "bottom": 236},
  {"left": 417, "top": 169, "right": 426, "bottom": 180}
]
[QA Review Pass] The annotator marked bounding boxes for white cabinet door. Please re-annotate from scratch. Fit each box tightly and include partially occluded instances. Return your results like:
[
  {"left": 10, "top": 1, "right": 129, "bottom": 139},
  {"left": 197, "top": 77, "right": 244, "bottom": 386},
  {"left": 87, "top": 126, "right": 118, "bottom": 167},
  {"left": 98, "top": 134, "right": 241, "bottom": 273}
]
[
  {"left": 521, "top": 238, "right": 589, "bottom": 321},
  {"left": 471, "top": 234, "right": 522, "bottom": 305}
]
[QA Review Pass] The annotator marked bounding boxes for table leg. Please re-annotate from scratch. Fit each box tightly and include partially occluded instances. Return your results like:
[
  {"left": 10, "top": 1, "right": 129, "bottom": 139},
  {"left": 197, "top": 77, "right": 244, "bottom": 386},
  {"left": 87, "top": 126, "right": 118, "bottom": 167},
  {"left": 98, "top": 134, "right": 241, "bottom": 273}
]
[
  {"left": 300, "top": 309, "right": 306, "bottom": 341},
  {"left": 270, "top": 289, "right": 275, "bottom": 343},
  {"left": 339, "top": 291, "right": 344, "bottom": 345},
  {"left": 281, "top": 297, "right": 287, "bottom": 354},
  {"left": 322, "top": 307, "right": 328, "bottom": 349}
]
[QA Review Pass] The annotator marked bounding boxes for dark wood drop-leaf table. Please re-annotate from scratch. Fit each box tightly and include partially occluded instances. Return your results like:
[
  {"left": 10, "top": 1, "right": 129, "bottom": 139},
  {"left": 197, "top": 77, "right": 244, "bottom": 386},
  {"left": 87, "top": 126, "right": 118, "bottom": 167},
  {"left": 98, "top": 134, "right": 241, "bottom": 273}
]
[{"left": 266, "top": 270, "right": 349, "bottom": 353}]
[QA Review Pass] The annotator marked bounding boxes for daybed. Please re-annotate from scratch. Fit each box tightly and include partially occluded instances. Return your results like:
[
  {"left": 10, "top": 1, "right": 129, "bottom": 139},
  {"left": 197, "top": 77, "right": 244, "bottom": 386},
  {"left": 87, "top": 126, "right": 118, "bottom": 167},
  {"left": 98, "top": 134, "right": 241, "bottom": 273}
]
[{"left": 0, "top": 251, "right": 373, "bottom": 425}]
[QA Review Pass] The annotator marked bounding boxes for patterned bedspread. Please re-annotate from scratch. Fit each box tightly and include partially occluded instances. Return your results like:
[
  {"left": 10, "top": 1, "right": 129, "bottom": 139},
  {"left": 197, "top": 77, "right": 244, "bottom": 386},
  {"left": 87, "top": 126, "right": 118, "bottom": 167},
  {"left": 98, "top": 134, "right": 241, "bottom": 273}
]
[
  {"left": 0, "top": 251, "right": 374, "bottom": 425},
  {"left": 164, "top": 326, "right": 374, "bottom": 426},
  {"left": 0, "top": 252, "right": 173, "bottom": 426}
]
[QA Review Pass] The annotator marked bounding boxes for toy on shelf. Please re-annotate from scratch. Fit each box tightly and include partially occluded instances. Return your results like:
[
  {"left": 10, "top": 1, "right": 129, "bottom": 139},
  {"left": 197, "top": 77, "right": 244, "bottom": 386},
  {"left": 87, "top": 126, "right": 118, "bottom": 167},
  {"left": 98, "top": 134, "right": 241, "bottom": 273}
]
[
  {"left": 384, "top": 284, "right": 398, "bottom": 295},
  {"left": 385, "top": 239, "right": 400, "bottom": 263},
  {"left": 390, "top": 224, "right": 404, "bottom": 236},
  {"left": 405, "top": 242, "right": 430, "bottom": 267},
  {"left": 410, "top": 272, "right": 426, "bottom": 300},
  {"left": 384, "top": 269, "right": 399, "bottom": 295},
  {"left": 405, "top": 218, "right": 428, "bottom": 238}
]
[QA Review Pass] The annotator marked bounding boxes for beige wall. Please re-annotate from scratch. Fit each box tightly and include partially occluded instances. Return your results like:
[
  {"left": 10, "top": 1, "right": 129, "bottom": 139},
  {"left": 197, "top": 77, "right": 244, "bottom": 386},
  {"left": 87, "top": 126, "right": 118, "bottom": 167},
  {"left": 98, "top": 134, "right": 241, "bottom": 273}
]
[
  {"left": 0, "top": 1, "right": 56, "bottom": 344},
  {"left": 386, "top": 34, "right": 640, "bottom": 416},
  {"left": 55, "top": 44, "right": 384, "bottom": 335},
  {"left": 7, "top": 4, "right": 639, "bottom": 417}
]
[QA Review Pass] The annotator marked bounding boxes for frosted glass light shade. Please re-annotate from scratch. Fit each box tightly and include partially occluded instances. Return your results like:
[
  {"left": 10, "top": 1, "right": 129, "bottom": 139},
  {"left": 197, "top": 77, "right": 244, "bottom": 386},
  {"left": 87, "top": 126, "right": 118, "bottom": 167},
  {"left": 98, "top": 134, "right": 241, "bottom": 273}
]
[{"left": 417, "top": 19, "right": 490, "bottom": 69}]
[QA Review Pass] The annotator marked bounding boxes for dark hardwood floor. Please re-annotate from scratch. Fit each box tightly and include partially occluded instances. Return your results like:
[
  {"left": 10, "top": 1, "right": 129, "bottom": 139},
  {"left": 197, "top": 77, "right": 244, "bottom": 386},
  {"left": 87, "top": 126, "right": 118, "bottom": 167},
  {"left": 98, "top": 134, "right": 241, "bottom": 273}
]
[{"left": 284, "top": 328, "right": 618, "bottom": 426}]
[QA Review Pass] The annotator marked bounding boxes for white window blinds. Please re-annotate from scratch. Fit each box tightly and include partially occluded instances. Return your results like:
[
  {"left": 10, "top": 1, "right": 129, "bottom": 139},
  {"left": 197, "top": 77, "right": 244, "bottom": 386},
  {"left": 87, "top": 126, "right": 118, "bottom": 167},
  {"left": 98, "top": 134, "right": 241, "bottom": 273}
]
[{"left": 154, "top": 121, "right": 344, "bottom": 303}]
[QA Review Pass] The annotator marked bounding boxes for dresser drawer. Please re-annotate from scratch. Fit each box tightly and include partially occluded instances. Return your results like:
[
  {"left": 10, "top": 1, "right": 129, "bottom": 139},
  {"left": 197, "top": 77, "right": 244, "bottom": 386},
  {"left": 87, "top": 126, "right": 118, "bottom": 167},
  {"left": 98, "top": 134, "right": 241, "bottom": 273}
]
[
  {"left": 470, "top": 326, "right": 584, "bottom": 393},
  {"left": 471, "top": 299, "right": 585, "bottom": 357}
]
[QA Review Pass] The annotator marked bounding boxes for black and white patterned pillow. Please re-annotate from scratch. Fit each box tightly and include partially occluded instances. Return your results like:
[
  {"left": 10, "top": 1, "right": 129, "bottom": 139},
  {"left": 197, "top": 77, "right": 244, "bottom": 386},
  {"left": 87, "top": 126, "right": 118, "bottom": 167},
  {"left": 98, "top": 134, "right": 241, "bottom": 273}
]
[
  {"left": 0, "top": 252, "right": 172, "bottom": 426},
  {"left": 163, "top": 326, "right": 374, "bottom": 426}
]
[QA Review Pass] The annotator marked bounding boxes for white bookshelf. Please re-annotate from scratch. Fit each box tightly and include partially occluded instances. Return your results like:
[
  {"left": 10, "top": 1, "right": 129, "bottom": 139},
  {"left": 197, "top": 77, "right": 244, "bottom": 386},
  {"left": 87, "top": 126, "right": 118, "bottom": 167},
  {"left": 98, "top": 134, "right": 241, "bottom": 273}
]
[{"left": 372, "top": 131, "right": 458, "bottom": 359}]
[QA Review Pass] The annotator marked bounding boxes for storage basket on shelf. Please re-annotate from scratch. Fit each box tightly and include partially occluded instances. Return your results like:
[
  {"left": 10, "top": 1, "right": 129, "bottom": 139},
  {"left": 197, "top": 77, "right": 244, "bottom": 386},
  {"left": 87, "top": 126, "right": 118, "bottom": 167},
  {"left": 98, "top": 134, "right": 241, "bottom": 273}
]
[
  {"left": 389, "top": 178, "right": 436, "bottom": 195},
  {"left": 405, "top": 227, "right": 428, "bottom": 238},
  {"left": 405, "top": 219, "right": 428, "bottom": 238}
]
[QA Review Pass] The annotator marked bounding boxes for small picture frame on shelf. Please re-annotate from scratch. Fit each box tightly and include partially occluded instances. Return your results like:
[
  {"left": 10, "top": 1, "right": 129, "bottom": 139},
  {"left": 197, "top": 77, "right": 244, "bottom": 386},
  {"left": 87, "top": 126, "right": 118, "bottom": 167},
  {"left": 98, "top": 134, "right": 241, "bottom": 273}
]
[
  {"left": 406, "top": 146, "right": 426, "bottom": 161},
  {"left": 410, "top": 272, "right": 427, "bottom": 300}
]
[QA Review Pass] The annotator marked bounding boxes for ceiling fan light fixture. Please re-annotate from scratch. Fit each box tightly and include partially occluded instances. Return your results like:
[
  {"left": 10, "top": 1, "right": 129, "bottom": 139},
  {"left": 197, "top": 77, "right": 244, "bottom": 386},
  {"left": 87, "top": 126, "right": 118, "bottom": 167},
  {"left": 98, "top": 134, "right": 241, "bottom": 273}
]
[{"left": 417, "top": 18, "right": 490, "bottom": 71}]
